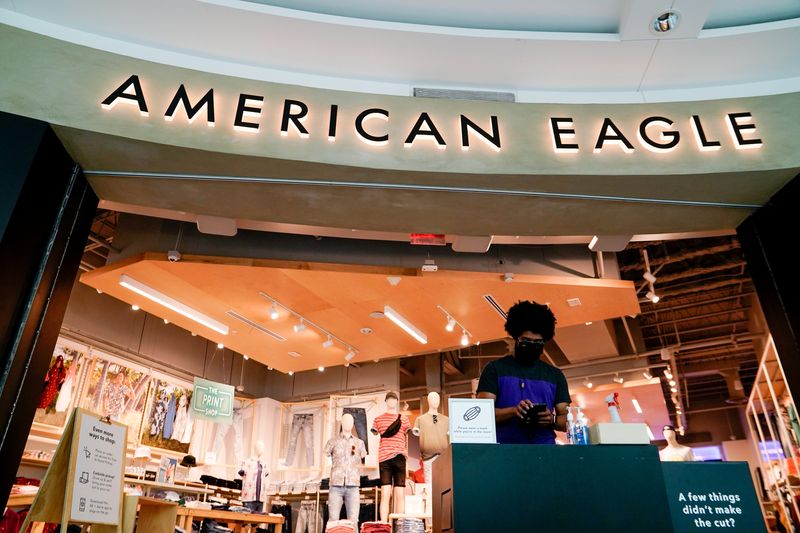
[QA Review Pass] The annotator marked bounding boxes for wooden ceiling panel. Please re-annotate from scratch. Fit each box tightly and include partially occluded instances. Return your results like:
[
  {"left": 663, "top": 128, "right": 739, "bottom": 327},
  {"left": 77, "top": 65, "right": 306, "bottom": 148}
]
[{"left": 81, "top": 253, "right": 641, "bottom": 372}]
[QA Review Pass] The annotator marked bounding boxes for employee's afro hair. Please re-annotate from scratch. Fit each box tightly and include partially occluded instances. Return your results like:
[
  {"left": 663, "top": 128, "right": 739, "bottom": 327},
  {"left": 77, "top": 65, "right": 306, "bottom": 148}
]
[{"left": 504, "top": 300, "right": 557, "bottom": 341}]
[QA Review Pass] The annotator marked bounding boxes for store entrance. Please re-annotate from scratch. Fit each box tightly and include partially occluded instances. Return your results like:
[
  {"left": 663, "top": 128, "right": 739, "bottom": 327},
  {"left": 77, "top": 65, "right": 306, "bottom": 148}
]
[{"left": 3, "top": 113, "right": 799, "bottom": 532}]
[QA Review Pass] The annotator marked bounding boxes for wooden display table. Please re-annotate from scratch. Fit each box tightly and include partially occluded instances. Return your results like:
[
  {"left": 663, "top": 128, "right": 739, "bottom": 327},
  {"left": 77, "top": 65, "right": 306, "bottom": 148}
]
[
  {"left": 6, "top": 493, "right": 37, "bottom": 507},
  {"left": 176, "top": 508, "right": 285, "bottom": 533},
  {"left": 123, "top": 496, "right": 177, "bottom": 533}
]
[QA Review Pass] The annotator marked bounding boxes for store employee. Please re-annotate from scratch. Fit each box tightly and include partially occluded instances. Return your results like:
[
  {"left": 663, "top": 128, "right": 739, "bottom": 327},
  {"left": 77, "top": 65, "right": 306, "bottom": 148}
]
[{"left": 477, "top": 301, "right": 571, "bottom": 444}]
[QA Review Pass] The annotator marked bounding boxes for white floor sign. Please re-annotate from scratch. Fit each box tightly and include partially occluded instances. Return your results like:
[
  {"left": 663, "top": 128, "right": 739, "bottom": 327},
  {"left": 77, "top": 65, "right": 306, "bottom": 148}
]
[{"left": 70, "top": 413, "right": 126, "bottom": 524}]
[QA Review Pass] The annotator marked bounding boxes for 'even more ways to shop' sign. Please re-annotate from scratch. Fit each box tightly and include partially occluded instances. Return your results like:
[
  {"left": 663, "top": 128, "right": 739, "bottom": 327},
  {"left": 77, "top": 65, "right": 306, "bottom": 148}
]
[
  {"left": 191, "top": 377, "right": 234, "bottom": 424},
  {"left": 100, "top": 75, "right": 764, "bottom": 157}
]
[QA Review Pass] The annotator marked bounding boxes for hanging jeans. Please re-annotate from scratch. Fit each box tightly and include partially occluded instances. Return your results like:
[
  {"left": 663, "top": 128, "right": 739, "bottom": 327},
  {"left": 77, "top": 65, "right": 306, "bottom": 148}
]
[
  {"left": 327, "top": 486, "right": 360, "bottom": 522},
  {"left": 268, "top": 504, "right": 292, "bottom": 533},
  {"left": 286, "top": 413, "right": 315, "bottom": 467},
  {"left": 296, "top": 500, "right": 322, "bottom": 533},
  {"left": 341, "top": 407, "right": 368, "bottom": 455},
  {"left": 210, "top": 409, "right": 244, "bottom": 468}
]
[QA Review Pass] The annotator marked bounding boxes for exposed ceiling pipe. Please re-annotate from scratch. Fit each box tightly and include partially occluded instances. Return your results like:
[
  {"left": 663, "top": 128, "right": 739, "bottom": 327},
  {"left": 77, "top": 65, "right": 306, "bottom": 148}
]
[
  {"left": 643, "top": 320, "right": 750, "bottom": 340},
  {"left": 639, "top": 292, "right": 754, "bottom": 315},
  {"left": 642, "top": 306, "right": 751, "bottom": 329},
  {"left": 619, "top": 242, "right": 740, "bottom": 272}
]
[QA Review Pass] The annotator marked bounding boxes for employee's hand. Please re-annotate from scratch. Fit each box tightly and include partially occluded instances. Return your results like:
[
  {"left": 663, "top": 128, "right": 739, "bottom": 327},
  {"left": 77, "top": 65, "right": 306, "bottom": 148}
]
[
  {"left": 537, "top": 408, "right": 554, "bottom": 427},
  {"left": 514, "top": 400, "right": 532, "bottom": 419}
]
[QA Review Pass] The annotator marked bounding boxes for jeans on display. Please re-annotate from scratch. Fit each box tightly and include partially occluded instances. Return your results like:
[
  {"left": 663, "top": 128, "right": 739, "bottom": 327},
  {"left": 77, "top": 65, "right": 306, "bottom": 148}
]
[
  {"left": 269, "top": 504, "right": 292, "bottom": 533},
  {"left": 286, "top": 413, "right": 315, "bottom": 467},
  {"left": 392, "top": 519, "right": 425, "bottom": 533},
  {"left": 244, "top": 500, "right": 263, "bottom": 513},
  {"left": 327, "top": 486, "right": 360, "bottom": 522},
  {"left": 296, "top": 500, "right": 322, "bottom": 533},
  {"left": 341, "top": 407, "right": 368, "bottom": 455},
  {"left": 210, "top": 408, "right": 244, "bottom": 467},
  {"left": 422, "top": 455, "right": 438, "bottom": 485}
]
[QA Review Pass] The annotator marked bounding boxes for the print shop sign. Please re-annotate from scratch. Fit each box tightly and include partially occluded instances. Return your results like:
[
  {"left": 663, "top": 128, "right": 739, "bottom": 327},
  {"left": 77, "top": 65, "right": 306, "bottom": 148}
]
[
  {"left": 192, "top": 377, "right": 234, "bottom": 424},
  {"left": 100, "top": 75, "right": 764, "bottom": 156}
]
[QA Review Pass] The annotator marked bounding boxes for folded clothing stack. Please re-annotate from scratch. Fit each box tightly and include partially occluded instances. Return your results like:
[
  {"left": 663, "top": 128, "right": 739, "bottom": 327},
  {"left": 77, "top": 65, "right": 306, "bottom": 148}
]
[
  {"left": 393, "top": 518, "right": 425, "bottom": 533},
  {"left": 199, "top": 475, "right": 243, "bottom": 491},
  {"left": 361, "top": 521, "right": 391, "bottom": 533},
  {"left": 326, "top": 520, "right": 357, "bottom": 533}
]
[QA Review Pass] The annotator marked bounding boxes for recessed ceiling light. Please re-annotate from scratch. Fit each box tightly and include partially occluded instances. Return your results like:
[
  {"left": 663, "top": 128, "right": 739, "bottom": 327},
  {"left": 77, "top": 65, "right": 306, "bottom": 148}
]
[
  {"left": 288, "top": 371, "right": 294, "bottom": 376},
  {"left": 369, "top": 311, "right": 385, "bottom": 319},
  {"left": 652, "top": 10, "right": 680, "bottom": 33},
  {"left": 567, "top": 298, "right": 582, "bottom": 307},
  {"left": 318, "top": 366, "right": 325, "bottom": 372},
  {"left": 288, "top": 351, "right": 301, "bottom": 358},
  {"left": 217, "top": 343, "right": 224, "bottom": 349},
  {"left": 360, "top": 327, "right": 373, "bottom": 335}
]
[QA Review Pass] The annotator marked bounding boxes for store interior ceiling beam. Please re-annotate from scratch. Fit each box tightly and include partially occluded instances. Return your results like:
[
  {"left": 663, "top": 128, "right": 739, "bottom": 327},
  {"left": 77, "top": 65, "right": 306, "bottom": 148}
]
[
  {"left": 643, "top": 261, "right": 747, "bottom": 285},
  {"left": 638, "top": 292, "right": 754, "bottom": 315},
  {"left": 619, "top": 242, "right": 740, "bottom": 272},
  {"left": 398, "top": 364, "right": 414, "bottom": 378},
  {"left": 642, "top": 279, "right": 752, "bottom": 300},
  {"left": 641, "top": 306, "right": 751, "bottom": 328},
  {"left": 642, "top": 320, "right": 750, "bottom": 340}
]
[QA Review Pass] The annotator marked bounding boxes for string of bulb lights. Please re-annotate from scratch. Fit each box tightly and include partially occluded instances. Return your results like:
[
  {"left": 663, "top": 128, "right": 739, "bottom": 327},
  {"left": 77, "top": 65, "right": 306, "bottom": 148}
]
[{"left": 258, "top": 291, "right": 358, "bottom": 364}]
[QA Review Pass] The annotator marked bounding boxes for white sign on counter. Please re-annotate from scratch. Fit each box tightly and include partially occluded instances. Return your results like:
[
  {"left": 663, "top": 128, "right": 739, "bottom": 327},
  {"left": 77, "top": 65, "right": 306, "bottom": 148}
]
[
  {"left": 69, "top": 413, "right": 126, "bottom": 524},
  {"left": 448, "top": 398, "right": 496, "bottom": 444}
]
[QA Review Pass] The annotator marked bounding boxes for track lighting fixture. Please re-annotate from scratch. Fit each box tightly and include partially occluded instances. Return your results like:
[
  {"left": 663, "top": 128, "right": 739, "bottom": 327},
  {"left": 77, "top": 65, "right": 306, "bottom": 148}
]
[
  {"left": 460, "top": 330, "right": 470, "bottom": 346},
  {"left": 318, "top": 366, "right": 325, "bottom": 372},
  {"left": 436, "top": 305, "right": 473, "bottom": 346},
  {"left": 288, "top": 371, "right": 294, "bottom": 376},
  {"left": 643, "top": 271, "right": 657, "bottom": 284},
  {"left": 643, "top": 371, "right": 653, "bottom": 380},
  {"left": 217, "top": 343, "right": 224, "bottom": 349},
  {"left": 259, "top": 291, "right": 358, "bottom": 356},
  {"left": 646, "top": 291, "right": 660, "bottom": 304},
  {"left": 613, "top": 374, "right": 624, "bottom": 384},
  {"left": 445, "top": 317, "right": 456, "bottom": 332},
  {"left": 131, "top": 305, "right": 140, "bottom": 311},
  {"left": 584, "top": 378, "right": 593, "bottom": 389},
  {"left": 345, "top": 350, "right": 356, "bottom": 362}
]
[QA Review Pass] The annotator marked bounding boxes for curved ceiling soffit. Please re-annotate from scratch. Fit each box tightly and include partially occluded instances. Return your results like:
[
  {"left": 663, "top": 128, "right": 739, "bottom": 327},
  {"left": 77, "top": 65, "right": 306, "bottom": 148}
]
[{"left": 2, "top": 4, "right": 800, "bottom": 102}]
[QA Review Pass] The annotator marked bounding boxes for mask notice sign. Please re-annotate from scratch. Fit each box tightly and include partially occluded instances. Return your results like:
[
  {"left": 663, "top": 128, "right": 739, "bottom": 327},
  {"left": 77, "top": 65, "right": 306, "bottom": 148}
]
[{"left": 448, "top": 398, "right": 496, "bottom": 444}]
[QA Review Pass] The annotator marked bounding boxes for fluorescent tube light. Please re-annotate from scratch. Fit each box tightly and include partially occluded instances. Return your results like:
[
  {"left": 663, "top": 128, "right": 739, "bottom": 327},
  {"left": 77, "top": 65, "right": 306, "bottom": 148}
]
[
  {"left": 119, "top": 274, "right": 229, "bottom": 335},
  {"left": 384, "top": 306, "right": 428, "bottom": 344},
  {"left": 632, "top": 399, "right": 643, "bottom": 414}
]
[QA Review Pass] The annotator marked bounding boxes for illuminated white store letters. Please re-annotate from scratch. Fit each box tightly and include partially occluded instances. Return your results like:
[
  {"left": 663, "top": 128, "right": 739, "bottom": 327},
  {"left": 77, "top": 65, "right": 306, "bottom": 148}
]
[{"left": 101, "top": 75, "right": 763, "bottom": 155}]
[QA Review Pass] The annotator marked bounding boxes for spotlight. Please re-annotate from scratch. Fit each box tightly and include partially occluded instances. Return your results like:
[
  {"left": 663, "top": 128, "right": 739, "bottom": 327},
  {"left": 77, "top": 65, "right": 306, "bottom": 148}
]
[
  {"left": 131, "top": 305, "right": 140, "bottom": 311},
  {"left": 164, "top": 318, "right": 169, "bottom": 325},
  {"left": 322, "top": 336, "right": 334, "bottom": 349},
  {"left": 318, "top": 366, "right": 325, "bottom": 372},
  {"left": 269, "top": 303, "right": 280, "bottom": 320},
  {"left": 664, "top": 369, "right": 673, "bottom": 379},
  {"left": 243, "top": 355, "right": 249, "bottom": 361},
  {"left": 613, "top": 374, "right": 624, "bottom": 384},
  {"left": 643, "top": 271, "right": 657, "bottom": 284},
  {"left": 445, "top": 317, "right": 456, "bottom": 332},
  {"left": 460, "top": 330, "right": 469, "bottom": 346},
  {"left": 668, "top": 380, "right": 676, "bottom": 387},
  {"left": 294, "top": 320, "right": 306, "bottom": 334},
  {"left": 670, "top": 386, "right": 678, "bottom": 393},
  {"left": 584, "top": 378, "right": 593, "bottom": 389},
  {"left": 646, "top": 291, "right": 660, "bottom": 303},
  {"left": 191, "top": 332, "right": 197, "bottom": 336},
  {"left": 288, "top": 371, "right": 294, "bottom": 376},
  {"left": 345, "top": 350, "right": 356, "bottom": 362},
  {"left": 643, "top": 371, "right": 653, "bottom": 380},
  {"left": 217, "top": 343, "right": 224, "bottom": 349}
]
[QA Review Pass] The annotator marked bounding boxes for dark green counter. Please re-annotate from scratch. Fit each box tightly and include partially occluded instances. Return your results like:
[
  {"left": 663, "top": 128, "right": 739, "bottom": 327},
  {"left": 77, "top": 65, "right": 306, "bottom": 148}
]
[{"left": 432, "top": 444, "right": 765, "bottom": 533}]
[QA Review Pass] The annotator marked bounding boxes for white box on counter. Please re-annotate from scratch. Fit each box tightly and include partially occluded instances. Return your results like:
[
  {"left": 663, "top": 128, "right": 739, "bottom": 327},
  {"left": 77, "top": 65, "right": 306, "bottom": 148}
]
[{"left": 588, "top": 423, "right": 651, "bottom": 445}]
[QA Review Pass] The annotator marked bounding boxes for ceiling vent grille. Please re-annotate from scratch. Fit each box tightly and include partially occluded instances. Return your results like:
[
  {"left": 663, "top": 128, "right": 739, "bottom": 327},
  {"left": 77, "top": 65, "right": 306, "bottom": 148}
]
[
  {"left": 226, "top": 311, "right": 286, "bottom": 342},
  {"left": 483, "top": 294, "right": 508, "bottom": 319},
  {"left": 413, "top": 88, "right": 515, "bottom": 102}
]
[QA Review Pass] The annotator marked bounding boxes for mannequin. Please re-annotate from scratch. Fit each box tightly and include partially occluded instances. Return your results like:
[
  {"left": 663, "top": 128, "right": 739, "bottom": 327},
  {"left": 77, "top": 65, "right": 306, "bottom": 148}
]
[
  {"left": 412, "top": 392, "right": 450, "bottom": 484},
  {"left": 659, "top": 425, "right": 696, "bottom": 462},
  {"left": 371, "top": 391, "right": 411, "bottom": 522},
  {"left": 239, "top": 440, "right": 269, "bottom": 512},
  {"left": 324, "top": 413, "right": 367, "bottom": 522}
]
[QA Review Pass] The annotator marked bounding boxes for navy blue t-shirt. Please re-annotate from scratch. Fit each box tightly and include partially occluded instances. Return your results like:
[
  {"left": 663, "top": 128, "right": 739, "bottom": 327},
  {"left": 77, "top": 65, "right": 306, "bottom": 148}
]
[{"left": 477, "top": 355, "right": 571, "bottom": 444}]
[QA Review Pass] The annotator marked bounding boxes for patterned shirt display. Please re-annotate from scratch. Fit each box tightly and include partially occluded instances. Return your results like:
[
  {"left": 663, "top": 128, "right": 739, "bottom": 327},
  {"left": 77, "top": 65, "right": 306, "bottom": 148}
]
[
  {"left": 103, "top": 383, "right": 131, "bottom": 418},
  {"left": 371, "top": 412, "right": 410, "bottom": 463},
  {"left": 324, "top": 433, "right": 367, "bottom": 487}
]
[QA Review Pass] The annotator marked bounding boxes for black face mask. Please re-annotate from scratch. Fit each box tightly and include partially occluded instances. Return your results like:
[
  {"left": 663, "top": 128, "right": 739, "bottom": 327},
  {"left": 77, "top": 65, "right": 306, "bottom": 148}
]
[{"left": 515, "top": 338, "right": 546, "bottom": 365}]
